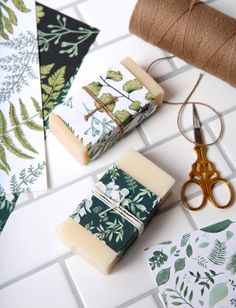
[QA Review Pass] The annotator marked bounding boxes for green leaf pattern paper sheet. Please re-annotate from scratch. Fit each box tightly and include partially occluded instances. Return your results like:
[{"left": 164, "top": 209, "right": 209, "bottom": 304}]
[
  {"left": 53, "top": 63, "right": 157, "bottom": 160},
  {"left": 0, "top": 0, "right": 47, "bottom": 195},
  {"left": 145, "top": 220, "right": 236, "bottom": 308}
]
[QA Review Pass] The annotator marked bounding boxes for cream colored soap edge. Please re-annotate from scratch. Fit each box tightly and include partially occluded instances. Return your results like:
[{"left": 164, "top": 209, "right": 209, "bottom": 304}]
[
  {"left": 49, "top": 58, "right": 164, "bottom": 165},
  {"left": 56, "top": 149, "right": 175, "bottom": 274}
]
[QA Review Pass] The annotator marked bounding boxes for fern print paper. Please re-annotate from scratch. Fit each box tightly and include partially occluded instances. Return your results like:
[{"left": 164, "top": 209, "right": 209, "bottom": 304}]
[
  {"left": 0, "top": 0, "right": 47, "bottom": 195},
  {"left": 71, "top": 166, "right": 160, "bottom": 255},
  {"left": 36, "top": 3, "right": 99, "bottom": 126},
  {"left": 145, "top": 220, "right": 236, "bottom": 308},
  {"left": 53, "top": 62, "right": 158, "bottom": 161}
]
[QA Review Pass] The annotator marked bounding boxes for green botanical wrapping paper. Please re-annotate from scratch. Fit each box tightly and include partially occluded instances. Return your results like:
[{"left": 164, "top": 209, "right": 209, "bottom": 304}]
[
  {"left": 71, "top": 165, "right": 161, "bottom": 255},
  {"left": 53, "top": 63, "right": 158, "bottom": 160},
  {"left": 145, "top": 220, "right": 236, "bottom": 308}
]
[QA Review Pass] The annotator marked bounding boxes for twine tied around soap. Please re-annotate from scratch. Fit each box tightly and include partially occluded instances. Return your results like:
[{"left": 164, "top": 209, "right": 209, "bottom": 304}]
[
  {"left": 91, "top": 185, "right": 144, "bottom": 236},
  {"left": 146, "top": 56, "right": 224, "bottom": 147},
  {"left": 82, "top": 86, "right": 125, "bottom": 137}
]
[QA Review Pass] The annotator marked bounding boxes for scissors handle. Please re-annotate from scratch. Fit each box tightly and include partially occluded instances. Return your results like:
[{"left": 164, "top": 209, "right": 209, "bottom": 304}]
[
  {"left": 207, "top": 178, "right": 234, "bottom": 209},
  {"left": 181, "top": 145, "right": 234, "bottom": 210},
  {"left": 181, "top": 180, "right": 207, "bottom": 211}
]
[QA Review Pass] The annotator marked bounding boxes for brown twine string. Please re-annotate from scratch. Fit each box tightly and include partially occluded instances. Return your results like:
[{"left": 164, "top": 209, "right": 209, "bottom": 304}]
[
  {"left": 146, "top": 56, "right": 223, "bottom": 146},
  {"left": 82, "top": 86, "right": 124, "bottom": 137},
  {"left": 129, "top": 0, "right": 236, "bottom": 87}
]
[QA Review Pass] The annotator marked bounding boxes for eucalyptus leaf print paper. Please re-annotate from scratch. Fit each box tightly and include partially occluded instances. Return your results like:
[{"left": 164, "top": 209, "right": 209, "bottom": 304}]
[
  {"left": 36, "top": 3, "right": 99, "bottom": 127},
  {"left": 145, "top": 220, "right": 236, "bottom": 308},
  {"left": 0, "top": 0, "right": 47, "bottom": 195}
]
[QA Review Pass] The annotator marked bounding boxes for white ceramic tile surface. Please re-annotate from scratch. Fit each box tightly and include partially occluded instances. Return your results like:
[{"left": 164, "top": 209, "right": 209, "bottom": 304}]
[
  {"left": 188, "top": 177, "right": 236, "bottom": 228},
  {"left": 1, "top": 1, "right": 236, "bottom": 308},
  {"left": 0, "top": 178, "right": 94, "bottom": 285},
  {"left": 77, "top": 0, "right": 137, "bottom": 44},
  {"left": 127, "top": 295, "right": 158, "bottom": 308},
  {"left": 0, "top": 264, "right": 78, "bottom": 308},
  {"left": 209, "top": 110, "right": 236, "bottom": 166},
  {"left": 65, "top": 206, "right": 193, "bottom": 308}
]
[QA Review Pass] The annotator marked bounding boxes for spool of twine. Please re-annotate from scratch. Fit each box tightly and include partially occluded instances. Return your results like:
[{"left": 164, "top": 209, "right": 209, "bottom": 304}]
[{"left": 129, "top": 0, "right": 236, "bottom": 87}]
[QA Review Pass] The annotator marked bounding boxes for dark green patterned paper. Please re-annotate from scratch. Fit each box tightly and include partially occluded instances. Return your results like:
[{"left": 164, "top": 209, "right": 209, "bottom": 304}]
[{"left": 71, "top": 166, "right": 161, "bottom": 255}]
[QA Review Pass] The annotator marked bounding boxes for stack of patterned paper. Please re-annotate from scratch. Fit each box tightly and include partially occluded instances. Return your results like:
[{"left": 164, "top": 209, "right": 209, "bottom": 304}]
[{"left": 0, "top": 0, "right": 98, "bottom": 232}]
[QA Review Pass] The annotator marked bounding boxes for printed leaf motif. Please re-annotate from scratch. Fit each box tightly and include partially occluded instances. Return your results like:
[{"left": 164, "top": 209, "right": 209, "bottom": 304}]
[
  {"left": 174, "top": 258, "right": 185, "bottom": 272},
  {"left": 86, "top": 82, "right": 103, "bottom": 97},
  {"left": 186, "top": 244, "right": 193, "bottom": 257},
  {"left": 129, "top": 101, "right": 141, "bottom": 111},
  {"left": 106, "top": 70, "right": 123, "bottom": 81},
  {"left": 149, "top": 250, "right": 168, "bottom": 270},
  {"left": 0, "top": 143, "right": 10, "bottom": 174},
  {"left": 201, "top": 219, "right": 232, "bottom": 233},
  {"left": 170, "top": 246, "right": 177, "bottom": 255},
  {"left": 0, "top": 0, "right": 30, "bottom": 40},
  {"left": 38, "top": 15, "right": 98, "bottom": 57},
  {"left": 208, "top": 239, "right": 226, "bottom": 265},
  {"left": 20, "top": 98, "right": 43, "bottom": 131},
  {"left": 40, "top": 64, "right": 55, "bottom": 80},
  {"left": 226, "top": 230, "right": 233, "bottom": 241},
  {"left": 145, "top": 91, "right": 155, "bottom": 101},
  {"left": 123, "top": 79, "right": 143, "bottom": 93},
  {"left": 9, "top": 103, "right": 38, "bottom": 154},
  {"left": 96, "top": 93, "right": 117, "bottom": 112},
  {"left": 115, "top": 110, "right": 132, "bottom": 123},
  {"left": 36, "top": 5, "right": 44, "bottom": 24},
  {"left": 124, "top": 174, "right": 137, "bottom": 193},
  {"left": 226, "top": 253, "right": 236, "bottom": 274},
  {"left": 0, "top": 110, "right": 33, "bottom": 160},
  {"left": 193, "top": 255, "right": 208, "bottom": 268},
  {"left": 12, "top": 0, "right": 30, "bottom": 13},
  {"left": 42, "top": 66, "right": 66, "bottom": 119},
  {"left": 181, "top": 233, "right": 190, "bottom": 247},
  {"left": 199, "top": 242, "right": 209, "bottom": 248},
  {"left": 209, "top": 283, "right": 228, "bottom": 308},
  {"left": 156, "top": 267, "right": 170, "bottom": 286}
]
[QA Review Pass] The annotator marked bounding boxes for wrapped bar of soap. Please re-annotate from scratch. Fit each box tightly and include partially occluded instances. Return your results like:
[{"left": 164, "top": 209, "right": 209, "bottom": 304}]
[
  {"left": 57, "top": 149, "right": 175, "bottom": 273},
  {"left": 49, "top": 57, "right": 164, "bottom": 165}
]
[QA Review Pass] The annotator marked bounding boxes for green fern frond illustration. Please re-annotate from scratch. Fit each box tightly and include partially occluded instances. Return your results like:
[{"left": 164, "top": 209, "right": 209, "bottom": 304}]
[
  {"left": 0, "top": 97, "right": 44, "bottom": 174},
  {"left": 12, "top": 0, "right": 31, "bottom": 13},
  {"left": 0, "top": 110, "right": 33, "bottom": 160},
  {"left": 0, "top": 144, "right": 10, "bottom": 174},
  {"left": 9, "top": 102, "right": 38, "bottom": 154},
  {"left": 0, "top": 0, "right": 30, "bottom": 40},
  {"left": 20, "top": 98, "right": 43, "bottom": 131},
  {"left": 40, "top": 63, "right": 55, "bottom": 80},
  {"left": 42, "top": 66, "right": 66, "bottom": 120},
  {"left": 208, "top": 239, "right": 227, "bottom": 265}
]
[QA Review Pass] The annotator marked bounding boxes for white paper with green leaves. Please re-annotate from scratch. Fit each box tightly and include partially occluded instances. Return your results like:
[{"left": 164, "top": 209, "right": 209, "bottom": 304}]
[
  {"left": 0, "top": 0, "right": 47, "bottom": 195},
  {"left": 145, "top": 220, "right": 236, "bottom": 308},
  {"left": 53, "top": 62, "right": 157, "bottom": 161}
]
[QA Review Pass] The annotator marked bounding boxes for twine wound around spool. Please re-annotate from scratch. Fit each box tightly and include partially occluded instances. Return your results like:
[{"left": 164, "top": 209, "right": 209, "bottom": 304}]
[{"left": 129, "top": 0, "right": 236, "bottom": 87}]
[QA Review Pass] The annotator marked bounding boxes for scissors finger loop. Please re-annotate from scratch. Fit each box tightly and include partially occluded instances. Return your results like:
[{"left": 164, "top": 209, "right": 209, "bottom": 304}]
[
  {"left": 208, "top": 178, "right": 234, "bottom": 209},
  {"left": 181, "top": 180, "right": 207, "bottom": 211}
]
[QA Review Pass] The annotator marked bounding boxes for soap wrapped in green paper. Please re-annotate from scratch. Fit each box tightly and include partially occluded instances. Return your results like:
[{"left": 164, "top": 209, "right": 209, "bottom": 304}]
[{"left": 57, "top": 149, "right": 175, "bottom": 273}]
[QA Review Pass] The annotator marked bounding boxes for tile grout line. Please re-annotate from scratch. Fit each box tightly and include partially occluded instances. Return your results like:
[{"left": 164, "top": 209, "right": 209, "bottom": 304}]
[
  {"left": 60, "top": 260, "right": 85, "bottom": 308},
  {"left": 0, "top": 252, "right": 75, "bottom": 290},
  {"left": 205, "top": 124, "right": 236, "bottom": 174},
  {"left": 116, "top": 288, "right": 161, "bottom": 308}
]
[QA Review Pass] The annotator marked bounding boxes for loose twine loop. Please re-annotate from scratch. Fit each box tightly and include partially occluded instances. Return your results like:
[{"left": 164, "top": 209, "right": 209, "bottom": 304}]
[
  {"left": 146, "top": 57, "right": 224, "bottom": 147},
  {"left": 129, "top": 0, "right": 236, "bottom": 87}
]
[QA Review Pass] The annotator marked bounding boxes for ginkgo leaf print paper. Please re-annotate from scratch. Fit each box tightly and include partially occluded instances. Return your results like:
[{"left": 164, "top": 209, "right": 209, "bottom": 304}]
[
  {"left": 0, "top": 0, "right": 47, "bottom": 195},
  {"left": 145, "top": 220, "right": 236, "bottom": 308}
]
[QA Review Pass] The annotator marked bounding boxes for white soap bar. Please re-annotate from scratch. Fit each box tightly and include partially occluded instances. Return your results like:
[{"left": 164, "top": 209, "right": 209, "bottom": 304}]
[
  {"left": 49, "top": 57, "right": 164, "bottom": 165},
  {"left": 57, "top": 149, "right": 175, "bottom": 274}
]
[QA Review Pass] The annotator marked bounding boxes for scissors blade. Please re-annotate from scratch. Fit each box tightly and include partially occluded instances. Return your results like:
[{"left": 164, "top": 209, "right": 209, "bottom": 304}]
[{"left": 193, "top": 104, "right": 205, "bottom": 145}]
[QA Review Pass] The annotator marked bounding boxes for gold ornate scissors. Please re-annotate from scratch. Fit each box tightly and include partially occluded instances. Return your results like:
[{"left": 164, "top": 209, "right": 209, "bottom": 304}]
[{"left": 181, "top": 104, "right": 234, "bottom": 211}]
